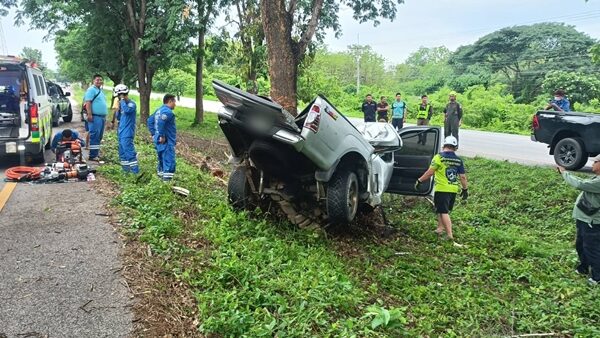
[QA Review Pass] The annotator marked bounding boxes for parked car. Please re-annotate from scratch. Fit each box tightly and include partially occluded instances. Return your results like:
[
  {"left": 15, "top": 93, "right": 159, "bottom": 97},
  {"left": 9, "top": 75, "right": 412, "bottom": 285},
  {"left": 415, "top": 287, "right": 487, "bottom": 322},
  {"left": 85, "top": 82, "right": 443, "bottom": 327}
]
[
  {"left": 46, "top": 80, "right": 73, "bottom": 126},
  {"left": 531, "top": 110, "right": 600, "bottom": 170},
  {"left": 213, "top": 80, "right": 442, "bottom": 225},
  {"left": 0, "top": 55, "right": 53, "bottom": 163}
]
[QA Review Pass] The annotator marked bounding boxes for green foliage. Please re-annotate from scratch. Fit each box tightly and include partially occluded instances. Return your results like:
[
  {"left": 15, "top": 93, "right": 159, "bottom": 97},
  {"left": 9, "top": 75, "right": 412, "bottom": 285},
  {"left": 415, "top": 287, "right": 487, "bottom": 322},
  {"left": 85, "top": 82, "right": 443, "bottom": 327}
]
[
  {"left": 0, "top": 0, "right": 16, "bottom": 16},
  {"left": 363, "top": 304, "right": 407, "bottom": 330}
]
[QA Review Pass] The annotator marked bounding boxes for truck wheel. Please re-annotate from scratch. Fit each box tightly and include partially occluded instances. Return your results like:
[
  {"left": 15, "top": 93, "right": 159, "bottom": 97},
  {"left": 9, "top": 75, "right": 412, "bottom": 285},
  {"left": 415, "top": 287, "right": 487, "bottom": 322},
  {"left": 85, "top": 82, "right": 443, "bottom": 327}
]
[
  {"left": 554, "top": 137, "right": 586, "bottom": 171},
  {"left": 228, "top": 166, "right": 258, "bottom": 211},
  {"left": 327, "top": 169, "right": 359, "bottom": 224},
  {"left": 63, "top": 106, "right": 73, "bottom": 123}
]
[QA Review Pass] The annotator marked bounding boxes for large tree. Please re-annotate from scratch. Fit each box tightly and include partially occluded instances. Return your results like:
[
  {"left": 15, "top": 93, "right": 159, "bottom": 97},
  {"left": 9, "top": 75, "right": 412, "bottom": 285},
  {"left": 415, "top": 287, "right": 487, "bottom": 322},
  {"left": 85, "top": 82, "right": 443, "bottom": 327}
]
[
  {"left": 259, "top": 0, "right": 404, "bottom": 114},
  {"left": 17, "top": 0, "right": 191, "bottom": 122},
  {"left": 449, "top": 23, "right": 598, "bottom": 103}
]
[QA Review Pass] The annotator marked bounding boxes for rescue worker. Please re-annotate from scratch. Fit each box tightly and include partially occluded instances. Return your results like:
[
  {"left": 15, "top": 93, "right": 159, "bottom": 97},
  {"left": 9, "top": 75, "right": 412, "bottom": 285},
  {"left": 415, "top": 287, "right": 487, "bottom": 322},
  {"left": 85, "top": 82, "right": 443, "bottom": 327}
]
[
  {"left": 51, "top": 129, "right": 85, "bottom": 152},
  {"left": 362, "top": 94, "right": 377, "bottom": 122},
  {"left": 84, "top": 74, "right": 108, "bottom": 161},
  {"left": 156, "top": 94, "right": 177, "bottom": 181},
  {"left": 415, "top": 136, "right": 468, "bottom": 247},
  {"left": 147, "top": 106, "right": 163, "bottom": 178},
  {"left": 443, "top": 91, "right": 462, "bottom": 147},
  {"left": 113, "top": 84, "right": 139, "bottom": 174},
  {"left": 416, "top": 95, "right": 433, "bottom": 145}
]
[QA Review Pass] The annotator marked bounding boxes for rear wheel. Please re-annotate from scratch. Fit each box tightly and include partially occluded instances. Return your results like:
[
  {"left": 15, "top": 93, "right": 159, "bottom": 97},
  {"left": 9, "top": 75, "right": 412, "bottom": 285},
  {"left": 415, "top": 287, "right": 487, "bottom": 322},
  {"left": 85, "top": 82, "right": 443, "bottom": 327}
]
[
  {"left": 327, "top": 169, "right": 359, "bottom": 224},
  {"left": 63, "top": 106, "right": 73, "bottom": 123},
  {"left": 228, "top": 166, "right": 258, "bottom": 211},
  {"left": 554, "top": 137, "right": 586, "bottom": 171}
]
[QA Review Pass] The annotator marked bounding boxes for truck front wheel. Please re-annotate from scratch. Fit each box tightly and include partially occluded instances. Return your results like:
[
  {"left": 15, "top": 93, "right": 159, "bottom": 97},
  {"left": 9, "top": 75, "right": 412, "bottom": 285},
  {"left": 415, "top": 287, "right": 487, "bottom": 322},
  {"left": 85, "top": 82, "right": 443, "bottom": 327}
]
[
  {"left": 327, "top": 170, "right": 359, "bottom": 224},
  {"left": 554, "top": 137, "right": 587, "bottom": 171},
  {"left": 228, "top": 166, "right": 258, "bottom": 211}
]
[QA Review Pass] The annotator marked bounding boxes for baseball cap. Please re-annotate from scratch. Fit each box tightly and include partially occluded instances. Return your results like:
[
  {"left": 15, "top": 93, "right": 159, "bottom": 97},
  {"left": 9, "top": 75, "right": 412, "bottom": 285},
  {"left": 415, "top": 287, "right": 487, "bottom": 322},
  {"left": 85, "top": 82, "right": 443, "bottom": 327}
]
[{"left": 592, "top": 154, "right": 600, "bottom": 162}]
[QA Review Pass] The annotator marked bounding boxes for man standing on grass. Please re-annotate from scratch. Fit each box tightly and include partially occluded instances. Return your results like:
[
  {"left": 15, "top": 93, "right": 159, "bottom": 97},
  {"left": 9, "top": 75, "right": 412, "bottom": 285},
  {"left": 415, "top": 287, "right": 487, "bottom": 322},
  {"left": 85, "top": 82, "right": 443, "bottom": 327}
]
[
  {"left": 416, "top": 95, "right": 433, "bottom": 145},
  {"left": 84, "top": 74, "right": 108, "bottom": 161},
  {"left": 156, "top": 94, "right": 178, "bottom": 181},
  {"left": 444, "top": 91, "right": 462, "bottom": 147},
  {"left": 113, "top": 84, "right": 139, "bottom": 174},
  {"left": 415, "top": 136, "right": 468, "bottom": 247},
  {"left": 362, "top": 94, "right": 377, "bottom": 122},
  {"left": 391, "top": 92, "right": 407, "bottom": 131},
  {"left": 377, "top": 96, "right": 390, "bottom": 122}
]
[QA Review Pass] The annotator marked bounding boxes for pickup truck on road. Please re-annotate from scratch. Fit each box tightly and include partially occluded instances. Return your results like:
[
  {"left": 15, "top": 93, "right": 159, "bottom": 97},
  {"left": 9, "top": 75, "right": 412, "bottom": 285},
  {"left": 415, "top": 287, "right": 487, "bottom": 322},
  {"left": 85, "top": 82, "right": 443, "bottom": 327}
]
[
  {"left": 213, "top": 80, "right": 442, "bottom": 226},
  {"left": 531, "top": 110, "right": 600, "bottom": 170}
]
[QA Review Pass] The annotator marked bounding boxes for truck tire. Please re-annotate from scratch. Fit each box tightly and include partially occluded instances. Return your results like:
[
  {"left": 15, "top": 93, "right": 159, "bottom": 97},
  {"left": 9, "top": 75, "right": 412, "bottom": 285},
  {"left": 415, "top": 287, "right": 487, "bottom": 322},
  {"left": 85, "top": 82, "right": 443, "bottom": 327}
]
[
  {"left": 228, "top": 166, "right": 258, "bottom": 211},
  {"left": 554, "top": 137, "right": 586, "bottom": 171},
  {"left": 63, "top": 105, "right": 73, "bottom": 123},
  {"left": 327, "top": 169, "right": 359, "bottom": 224}
]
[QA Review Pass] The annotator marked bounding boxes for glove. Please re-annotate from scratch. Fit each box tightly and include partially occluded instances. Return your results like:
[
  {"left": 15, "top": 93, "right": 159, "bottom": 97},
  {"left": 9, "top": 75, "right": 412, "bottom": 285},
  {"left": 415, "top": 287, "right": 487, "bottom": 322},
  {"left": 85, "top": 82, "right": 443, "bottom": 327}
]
[
  {"left": 460, "top": 188, "right": 468, "bottom": 200},
  {"left": 414, "top": 179, "right": 422, "bottom": 191}
]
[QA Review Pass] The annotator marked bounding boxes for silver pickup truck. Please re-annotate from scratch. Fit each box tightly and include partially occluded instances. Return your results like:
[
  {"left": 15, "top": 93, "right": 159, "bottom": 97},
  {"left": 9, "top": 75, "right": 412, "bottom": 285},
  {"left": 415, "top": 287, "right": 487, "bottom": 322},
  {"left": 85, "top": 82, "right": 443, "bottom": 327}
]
[{"left": 213, "top": 80, "right": 442, "bottom": 225}]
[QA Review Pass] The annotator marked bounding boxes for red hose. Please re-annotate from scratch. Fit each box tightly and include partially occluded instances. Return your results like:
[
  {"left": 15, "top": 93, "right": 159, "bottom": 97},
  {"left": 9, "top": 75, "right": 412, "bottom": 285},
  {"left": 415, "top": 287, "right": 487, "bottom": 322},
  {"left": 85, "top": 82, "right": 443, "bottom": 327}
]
[{"left": 5, "top": 166, "right": 43, "bottom": 181}]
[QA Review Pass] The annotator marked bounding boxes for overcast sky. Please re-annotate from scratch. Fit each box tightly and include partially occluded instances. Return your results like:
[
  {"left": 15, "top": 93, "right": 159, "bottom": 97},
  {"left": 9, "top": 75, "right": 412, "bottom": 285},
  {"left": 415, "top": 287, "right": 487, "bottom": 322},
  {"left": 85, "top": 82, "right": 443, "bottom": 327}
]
[{"left": 2, "top": 0, "right": 600, "bottom": 70}]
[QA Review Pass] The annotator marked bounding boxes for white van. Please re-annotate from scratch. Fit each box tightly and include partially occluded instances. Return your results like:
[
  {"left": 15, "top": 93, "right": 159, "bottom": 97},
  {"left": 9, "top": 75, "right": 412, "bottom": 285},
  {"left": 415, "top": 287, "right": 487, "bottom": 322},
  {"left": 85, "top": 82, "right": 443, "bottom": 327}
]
[{"left": 0, "top": 56, "right": 52, "bottom": 163}]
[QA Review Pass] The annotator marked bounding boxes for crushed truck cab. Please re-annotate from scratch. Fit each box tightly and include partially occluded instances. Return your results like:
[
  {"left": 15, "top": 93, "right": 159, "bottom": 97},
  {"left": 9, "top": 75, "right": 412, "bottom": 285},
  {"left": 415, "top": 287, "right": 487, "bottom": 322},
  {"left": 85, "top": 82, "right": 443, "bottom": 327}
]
[{"left": 213, "top": 80, "right": 441, "bottom": 225}]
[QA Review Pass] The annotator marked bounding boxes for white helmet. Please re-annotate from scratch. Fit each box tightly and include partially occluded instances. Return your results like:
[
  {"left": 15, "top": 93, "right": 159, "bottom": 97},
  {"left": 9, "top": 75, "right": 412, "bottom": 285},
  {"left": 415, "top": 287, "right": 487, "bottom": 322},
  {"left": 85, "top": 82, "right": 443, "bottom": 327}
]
[
  {"left": 113, "top": 84, "right": 129, "bottom": 96},
  {"left": 443, "top": 136, "right": 458, "bottom": 147}
]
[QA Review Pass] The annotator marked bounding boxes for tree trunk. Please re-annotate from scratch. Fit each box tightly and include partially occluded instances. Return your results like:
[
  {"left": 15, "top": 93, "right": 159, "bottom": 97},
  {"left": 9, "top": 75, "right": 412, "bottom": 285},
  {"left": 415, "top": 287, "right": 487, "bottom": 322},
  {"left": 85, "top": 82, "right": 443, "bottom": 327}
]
[
  {"left": 260, "top": 0, "right": 298, "bottom": 114},
  {"left": 136, "top": 53, "right": 151, "bottom": 124},
  {"left": 194, "top": 30, "right": 205, "bottom": 125}
]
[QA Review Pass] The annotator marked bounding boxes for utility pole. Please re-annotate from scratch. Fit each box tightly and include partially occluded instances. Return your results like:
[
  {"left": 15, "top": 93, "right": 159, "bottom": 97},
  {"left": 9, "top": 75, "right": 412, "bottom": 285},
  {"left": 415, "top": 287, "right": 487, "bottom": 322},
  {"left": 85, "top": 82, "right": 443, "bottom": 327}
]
[{"left": 355, "top": 33, "right": 360, "bottom": 95}]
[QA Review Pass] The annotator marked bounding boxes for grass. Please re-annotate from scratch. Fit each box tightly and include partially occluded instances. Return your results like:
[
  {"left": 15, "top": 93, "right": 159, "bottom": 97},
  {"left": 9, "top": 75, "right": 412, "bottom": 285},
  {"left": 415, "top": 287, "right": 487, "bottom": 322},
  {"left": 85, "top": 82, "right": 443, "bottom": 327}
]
[{"left": 96, "top": 117, "right": 600, "bottom": 337}]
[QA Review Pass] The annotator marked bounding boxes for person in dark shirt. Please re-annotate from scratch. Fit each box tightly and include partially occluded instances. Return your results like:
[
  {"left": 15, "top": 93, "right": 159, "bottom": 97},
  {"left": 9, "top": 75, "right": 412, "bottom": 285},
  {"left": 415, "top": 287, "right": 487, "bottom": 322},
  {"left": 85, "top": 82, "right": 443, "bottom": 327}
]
[
  {"left": 362, "top": 94, "right": 377, "bottom": 122},
  {"left": 376, "top": 96, "right": 390, "bottom": 122},
  {"left": 443, "top": 91, "right": 463, "bottom": 146}
]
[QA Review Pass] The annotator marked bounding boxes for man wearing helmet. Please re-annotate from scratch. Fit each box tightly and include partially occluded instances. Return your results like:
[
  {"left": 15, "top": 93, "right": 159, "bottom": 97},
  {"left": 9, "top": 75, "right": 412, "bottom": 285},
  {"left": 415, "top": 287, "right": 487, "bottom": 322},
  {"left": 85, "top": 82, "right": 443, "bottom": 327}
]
[
  {"left": 415, "top": 136, "right": 469, "bottom": 246},
  {"left": 113, "top": 84, "right": 139, "bottom": 173},
  {"left": 443, "top": 91, "right": 462, "bottom": 147}
]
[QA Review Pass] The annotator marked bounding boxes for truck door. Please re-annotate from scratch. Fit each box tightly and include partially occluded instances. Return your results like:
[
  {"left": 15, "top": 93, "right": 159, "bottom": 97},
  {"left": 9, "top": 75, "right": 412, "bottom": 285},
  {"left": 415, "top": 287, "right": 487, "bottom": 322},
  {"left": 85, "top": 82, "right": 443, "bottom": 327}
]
[{"left": 385, "top": 126, "right": 441, "bottom": 195}]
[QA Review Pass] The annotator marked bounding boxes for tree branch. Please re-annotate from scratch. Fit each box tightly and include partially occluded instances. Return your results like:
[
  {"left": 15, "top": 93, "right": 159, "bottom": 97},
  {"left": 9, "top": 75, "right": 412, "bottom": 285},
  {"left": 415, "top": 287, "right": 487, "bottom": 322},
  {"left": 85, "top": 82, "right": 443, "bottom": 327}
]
[
  {"left": 139, "top": 0, "right": 147, "bottom": 37},
  {"left": 296, "top": 0, "right": 324, "bottom": 57},
  {"left": 125, "top": 0, "right": 139, "bottom": 38},
  {"left": 287, "top": 0, "right": 297, "bottom": 15}
]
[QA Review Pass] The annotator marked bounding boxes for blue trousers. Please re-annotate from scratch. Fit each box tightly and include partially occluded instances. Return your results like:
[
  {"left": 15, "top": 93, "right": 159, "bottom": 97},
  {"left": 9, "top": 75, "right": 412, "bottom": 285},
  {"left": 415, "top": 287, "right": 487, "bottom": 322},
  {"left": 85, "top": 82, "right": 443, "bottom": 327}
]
[
  {"left": 576, "top": 219, "right": 600, "bottom": 281},
  {"left": 157, "top": 143, "right": 176, "bottom": 181},
  {"left": 118, "top": 136, "right": 139, "bottom": 174},
  {"left": 88, "top": 115, "right": 105, "bottom": 158}
]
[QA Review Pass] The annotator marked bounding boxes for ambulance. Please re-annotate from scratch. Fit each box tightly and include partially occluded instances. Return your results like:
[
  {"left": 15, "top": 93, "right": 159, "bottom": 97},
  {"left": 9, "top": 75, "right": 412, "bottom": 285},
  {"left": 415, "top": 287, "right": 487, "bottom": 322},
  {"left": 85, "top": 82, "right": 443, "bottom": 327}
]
[{"left": 0, "top": 56, "right": 52, "bottom": 163}]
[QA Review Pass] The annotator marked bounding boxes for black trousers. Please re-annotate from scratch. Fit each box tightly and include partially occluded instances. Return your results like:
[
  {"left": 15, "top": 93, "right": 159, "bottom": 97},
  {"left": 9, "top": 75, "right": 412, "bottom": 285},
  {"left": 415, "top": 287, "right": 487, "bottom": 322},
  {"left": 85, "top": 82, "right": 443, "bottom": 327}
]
[{"left": 576, "top": 219, "right": 600, "bottom": 281}]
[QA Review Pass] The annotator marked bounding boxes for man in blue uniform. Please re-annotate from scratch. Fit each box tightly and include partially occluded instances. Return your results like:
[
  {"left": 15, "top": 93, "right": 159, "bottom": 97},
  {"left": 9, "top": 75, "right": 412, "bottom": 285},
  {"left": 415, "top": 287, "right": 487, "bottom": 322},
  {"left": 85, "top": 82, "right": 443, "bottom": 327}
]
[
  {"left": 147, "top": 106, "right": 163, "bottom": 178},
  {"left": 83, "top": 74, "right": 108, "bottom": 161},
  {"left": 546, "top": 89, "right": 570, "bottom": 112},
  {"left": 51, "top": 129, "right": 85, "bottom": 151},
  {"left": 113, "top": 84, "right": 139, "bottom": 174},
  {"left": 156, "top": 94, "right": 177, "bottom": 181}
]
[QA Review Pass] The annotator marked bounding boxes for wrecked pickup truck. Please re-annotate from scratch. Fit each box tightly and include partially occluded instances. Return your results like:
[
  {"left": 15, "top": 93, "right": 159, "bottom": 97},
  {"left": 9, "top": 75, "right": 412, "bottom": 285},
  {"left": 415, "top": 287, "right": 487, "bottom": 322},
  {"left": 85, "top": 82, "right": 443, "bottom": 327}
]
[{"left": 213, "top": 80, "right": 442, "bottom": 226}]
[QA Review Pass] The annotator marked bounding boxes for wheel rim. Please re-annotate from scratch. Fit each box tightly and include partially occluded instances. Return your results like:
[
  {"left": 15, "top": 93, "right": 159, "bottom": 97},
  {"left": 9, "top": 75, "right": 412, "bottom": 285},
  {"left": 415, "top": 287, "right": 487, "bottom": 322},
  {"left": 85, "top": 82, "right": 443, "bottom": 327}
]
[
  {"left": 347, "top": 177, "right": 358, "bottom": 219},
  {"left": 558, "top": 143, "right": 576, "bottom": 165}
]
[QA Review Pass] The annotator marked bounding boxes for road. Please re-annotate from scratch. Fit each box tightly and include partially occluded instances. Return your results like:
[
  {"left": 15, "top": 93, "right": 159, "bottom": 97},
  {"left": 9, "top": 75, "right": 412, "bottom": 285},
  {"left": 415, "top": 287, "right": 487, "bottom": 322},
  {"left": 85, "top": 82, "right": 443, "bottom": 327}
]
[
  {"left": 0, "top": 101, "right": 132, "bottom": 337},
  {"left": 127, "top": 88, "right": 594, "bottom": 169}
]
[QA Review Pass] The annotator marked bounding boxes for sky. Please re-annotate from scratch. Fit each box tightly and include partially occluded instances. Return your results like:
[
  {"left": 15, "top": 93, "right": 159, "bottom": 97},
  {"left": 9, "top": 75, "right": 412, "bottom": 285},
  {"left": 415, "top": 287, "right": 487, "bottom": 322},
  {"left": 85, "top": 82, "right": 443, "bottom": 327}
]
[{"left": 1, "top": 0, "right": 600, "bottom": 71}]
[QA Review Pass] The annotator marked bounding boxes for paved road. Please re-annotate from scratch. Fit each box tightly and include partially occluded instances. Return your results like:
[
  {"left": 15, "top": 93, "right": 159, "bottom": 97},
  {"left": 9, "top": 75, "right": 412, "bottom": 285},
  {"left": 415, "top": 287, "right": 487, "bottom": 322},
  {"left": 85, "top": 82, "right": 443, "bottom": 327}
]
[{"left": 0, "top": 101, "right": 133, "bottom": 337}]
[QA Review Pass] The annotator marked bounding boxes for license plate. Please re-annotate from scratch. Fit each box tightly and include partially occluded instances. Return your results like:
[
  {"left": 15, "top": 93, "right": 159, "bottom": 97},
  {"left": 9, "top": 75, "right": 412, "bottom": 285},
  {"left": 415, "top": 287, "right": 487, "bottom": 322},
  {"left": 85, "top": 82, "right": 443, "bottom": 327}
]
[{"left": 5, "top": 142, "right": 17, "bottom": 153}]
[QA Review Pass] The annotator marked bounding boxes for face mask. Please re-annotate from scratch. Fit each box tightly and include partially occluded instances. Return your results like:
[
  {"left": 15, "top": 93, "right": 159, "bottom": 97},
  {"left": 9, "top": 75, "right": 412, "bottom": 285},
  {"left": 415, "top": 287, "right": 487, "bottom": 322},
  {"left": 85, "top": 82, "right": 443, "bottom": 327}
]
[{"left": 554, "top": 96, "right": 561, "bottom": 101}]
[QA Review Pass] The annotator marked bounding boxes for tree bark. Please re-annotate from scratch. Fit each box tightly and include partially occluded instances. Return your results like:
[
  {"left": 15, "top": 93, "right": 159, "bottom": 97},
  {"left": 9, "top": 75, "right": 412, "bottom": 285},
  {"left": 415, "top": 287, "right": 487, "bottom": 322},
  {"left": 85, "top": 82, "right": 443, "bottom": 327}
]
[
  {"left": 194, "top": 30, "right": 205, "bottom": 125},
  {"left": 136, "top": 54, "right": 151, "bottom": 124},
  {"left": 260, "top": 0, "right": 298, "bottom": 114}
]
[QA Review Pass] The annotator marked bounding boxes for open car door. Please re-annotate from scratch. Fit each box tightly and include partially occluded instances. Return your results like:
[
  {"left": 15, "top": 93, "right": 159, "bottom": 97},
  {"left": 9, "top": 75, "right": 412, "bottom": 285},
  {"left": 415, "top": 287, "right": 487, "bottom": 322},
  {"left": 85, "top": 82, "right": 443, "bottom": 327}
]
[{"left": 386, "top": 126, "right": 442, "bottom": 195}]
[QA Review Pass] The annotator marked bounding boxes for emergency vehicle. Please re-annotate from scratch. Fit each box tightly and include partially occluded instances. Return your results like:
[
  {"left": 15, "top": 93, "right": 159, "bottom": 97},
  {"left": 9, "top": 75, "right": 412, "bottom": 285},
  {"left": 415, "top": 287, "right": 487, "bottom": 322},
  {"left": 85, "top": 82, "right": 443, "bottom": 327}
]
[{"left": 0, "top": 55, "right": 52, "bottom": 163}]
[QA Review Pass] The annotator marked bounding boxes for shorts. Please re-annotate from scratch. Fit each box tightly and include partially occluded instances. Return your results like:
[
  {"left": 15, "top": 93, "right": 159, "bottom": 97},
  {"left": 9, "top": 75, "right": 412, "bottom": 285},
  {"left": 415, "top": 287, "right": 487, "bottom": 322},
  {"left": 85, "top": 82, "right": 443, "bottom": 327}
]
[{"left": 434, "top": 191, "right": 456, "bottom": 214}]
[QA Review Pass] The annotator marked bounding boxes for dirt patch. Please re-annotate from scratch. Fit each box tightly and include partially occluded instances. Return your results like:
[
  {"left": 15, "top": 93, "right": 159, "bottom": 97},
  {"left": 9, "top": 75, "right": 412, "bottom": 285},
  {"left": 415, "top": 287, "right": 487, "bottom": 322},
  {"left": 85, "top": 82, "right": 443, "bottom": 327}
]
[{"left": 93, "top": 175, "right": 202, "bottom": 337}]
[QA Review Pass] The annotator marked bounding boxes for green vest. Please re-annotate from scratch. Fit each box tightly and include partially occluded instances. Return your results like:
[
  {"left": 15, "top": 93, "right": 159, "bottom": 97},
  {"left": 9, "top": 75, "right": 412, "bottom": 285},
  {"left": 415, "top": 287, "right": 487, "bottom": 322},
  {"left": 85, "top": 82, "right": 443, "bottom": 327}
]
[{"left": 417, "top": 104, "right": 430, "bottom": 119}]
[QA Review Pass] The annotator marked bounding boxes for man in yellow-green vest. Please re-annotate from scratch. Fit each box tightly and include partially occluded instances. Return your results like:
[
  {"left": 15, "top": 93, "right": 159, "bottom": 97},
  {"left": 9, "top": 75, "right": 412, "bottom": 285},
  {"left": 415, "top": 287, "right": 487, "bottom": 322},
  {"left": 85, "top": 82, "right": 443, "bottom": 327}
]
[{"left": 416, "top": 94, "right": 433, "bottom": 145}]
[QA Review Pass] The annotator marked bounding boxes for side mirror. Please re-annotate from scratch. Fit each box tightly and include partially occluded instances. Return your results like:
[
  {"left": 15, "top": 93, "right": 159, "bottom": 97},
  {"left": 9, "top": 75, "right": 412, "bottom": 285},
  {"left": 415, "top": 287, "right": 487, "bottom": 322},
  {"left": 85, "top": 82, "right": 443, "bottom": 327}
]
[{"left": 65, "top": 92, "right": 71, "bottom": 97}]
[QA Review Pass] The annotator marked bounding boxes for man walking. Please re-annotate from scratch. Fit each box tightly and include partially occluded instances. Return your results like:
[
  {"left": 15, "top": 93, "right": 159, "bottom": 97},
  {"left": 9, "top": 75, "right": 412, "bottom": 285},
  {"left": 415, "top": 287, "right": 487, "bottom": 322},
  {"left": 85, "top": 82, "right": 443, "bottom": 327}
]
[
  {"left": 416, "top": 95, "right": 433, "bottom": 145},
  {"left": 443, "top": 91, "right": 462, "bottom": 147},
  {"left": 415, "top": 136, "right": 468, "bottom": 247},
  {"left": 113, "top": 84, "right": 139, "bottom": 174},
  {"left": 156, "top": 94, "right": 178, "bottom": 181},
  {"left": 391, "top": 92, "right": 407, "bottom": 131},
  {"left": 84, "top": 74, "right": 108, "bottom": 161},
  {"left": 362, "top": 94, "right": 377, "bottom": 122}
]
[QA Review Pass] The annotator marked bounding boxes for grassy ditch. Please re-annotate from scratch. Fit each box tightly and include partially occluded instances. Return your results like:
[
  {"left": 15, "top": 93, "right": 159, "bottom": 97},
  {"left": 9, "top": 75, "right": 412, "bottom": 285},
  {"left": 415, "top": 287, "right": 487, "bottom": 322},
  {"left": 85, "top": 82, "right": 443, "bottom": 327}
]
[{"left": 96, "top": 123, "right": 600, "bottom": 337}]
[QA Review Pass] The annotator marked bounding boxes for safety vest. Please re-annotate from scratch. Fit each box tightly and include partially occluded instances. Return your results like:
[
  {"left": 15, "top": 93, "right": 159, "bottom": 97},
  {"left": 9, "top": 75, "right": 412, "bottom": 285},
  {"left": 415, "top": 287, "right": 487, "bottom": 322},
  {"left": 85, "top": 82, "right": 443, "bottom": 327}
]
[{"left": 417, "top": 104, "right": 430, "bottom": 119}]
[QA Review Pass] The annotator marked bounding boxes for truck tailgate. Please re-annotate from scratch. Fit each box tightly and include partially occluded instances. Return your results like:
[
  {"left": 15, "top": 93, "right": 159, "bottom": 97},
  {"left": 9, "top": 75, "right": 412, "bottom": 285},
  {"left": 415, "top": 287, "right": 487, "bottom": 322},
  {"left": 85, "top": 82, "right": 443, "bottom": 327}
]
[{"left": 0, "top": 126, "right": 20, "bottom": 138}]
